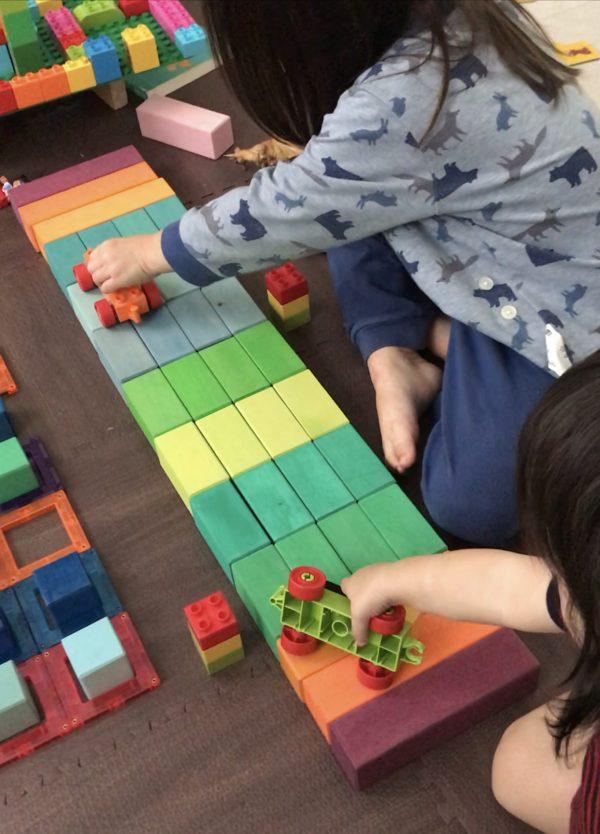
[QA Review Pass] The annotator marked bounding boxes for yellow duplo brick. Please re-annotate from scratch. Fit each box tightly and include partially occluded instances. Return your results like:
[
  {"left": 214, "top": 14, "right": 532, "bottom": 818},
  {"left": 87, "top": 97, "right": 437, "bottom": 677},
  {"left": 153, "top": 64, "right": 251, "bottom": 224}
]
[
  {"left": 200, "top": 634, "right": 243, "bottom": 664},
  {"left": 122, "top": 24, "right": 159, "bottom": 73},
  {"left": 63, "top": 57, "right": 96, "bottom": 93},
  {"left": 274, "top": 370, "right": 348, "bottom": 439},
  {"left": 267, "top": 291, "right": 309, "bottom": 320},
  {"left": 235, "top": 388, "right": 309, "bottom": 458},
  {"left": 155, "top": 422, "right": 228, "bottom": 509},
  {"left": 36, "top": 0, "right": 62, "bottom": 14},
  {"left": 196, "top": 405, "right": 269, "bottom": 478}
]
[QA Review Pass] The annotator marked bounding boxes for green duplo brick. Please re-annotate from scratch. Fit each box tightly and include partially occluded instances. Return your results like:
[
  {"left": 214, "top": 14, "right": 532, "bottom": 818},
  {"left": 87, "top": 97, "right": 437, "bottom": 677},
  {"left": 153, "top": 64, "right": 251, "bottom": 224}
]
[
  {"left": 200, "top": 337, "right": 268, "bottom": 402},
  {"left": 359, "top": 484, "right": 446, "bottom": 558},
  {"left": 0, "top": 437, "right": 38, "bottom": 504},
  {"left": 318, "top": 503, "right": 397, "bottom": 573},
  {"left": 190, "top": 481, "right": 270, "bottom": 580},
  {"left": 314, "top": 424, "right": 394, "bottom": 500},
  {"left": 123, "top": 368, "right": 190, "bottom": 445},
  {"left": 4, "top": 8, "right": 44, "bottom": 74},
  {"left": 232, "top": 545, "right": 289, "bottom": 654},
  {"left": 235, "top": 321, "right": 305, "bottom": 384},
  {"left": 275, "top": 524, "right": 350, "bottom": 586},
  {"left": 275, "top": 442, "right": 353, "bottom": 520},
  {"left": 161, "top": 353, "right": 230, "bottom": 421},
  {"left": 234, "top": 461, "right": 312, "bottom": 541}
]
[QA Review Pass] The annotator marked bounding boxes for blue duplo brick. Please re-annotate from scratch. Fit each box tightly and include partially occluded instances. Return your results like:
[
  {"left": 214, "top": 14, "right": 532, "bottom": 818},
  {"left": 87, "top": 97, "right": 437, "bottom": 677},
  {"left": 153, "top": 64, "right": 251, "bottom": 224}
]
[
  {"left": 83, "top": 34, "right": 122, "bottom": 84},
  {"left": 0, "top": 587, "right": 38, "bottom": 664}
]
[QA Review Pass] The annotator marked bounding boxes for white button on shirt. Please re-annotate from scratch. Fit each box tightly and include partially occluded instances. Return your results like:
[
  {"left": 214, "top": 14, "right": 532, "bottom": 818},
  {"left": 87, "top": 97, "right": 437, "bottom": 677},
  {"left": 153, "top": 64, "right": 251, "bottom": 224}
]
[
  {"left": 501, "top": 305, "right": 517, "bottom": 320},
  {"left": 478, "top": 276, "right": 494, "bottom": 291}
]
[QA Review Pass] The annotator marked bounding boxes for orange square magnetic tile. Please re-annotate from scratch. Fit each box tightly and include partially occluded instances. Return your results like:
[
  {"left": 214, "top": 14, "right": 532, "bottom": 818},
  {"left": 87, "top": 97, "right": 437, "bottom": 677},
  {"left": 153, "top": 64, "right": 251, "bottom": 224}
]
[{"left": 0, "top": 354, "right": 17, "bottom": 395}]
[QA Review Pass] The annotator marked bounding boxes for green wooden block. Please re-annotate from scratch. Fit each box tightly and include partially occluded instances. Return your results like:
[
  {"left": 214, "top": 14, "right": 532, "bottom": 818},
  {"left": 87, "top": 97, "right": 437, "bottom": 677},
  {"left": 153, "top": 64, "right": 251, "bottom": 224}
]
[
  {"left": 359, "top": 484, "right": 446, "bottom": 558},
  {"left": 190, "top": 481, "right": 270, "bottom": 580},
  {"left": 78, "top": 220, "right": 120, "bottom": 250},
  {"left": 235, "top": 461, "right": 312, "bottom": 541},
  {"left": 162, "top": 353, "right": 230, "bottom": 421},
  {"left": 318, "top": 503, "right": 397, "bottom": 573},
  {"left": 204, "top": 645, "right": 244, "bottom": 674},
  {"left": 200, "top": 337, "right": 268, "bottom": 401},
  {"left": 275, "top": 524, "right": 350, "bottom": 586},
  {"left": 314, "top": 425, "right": 394, "bottom": 500},
  {"left": 0, "top": 437, "right": 38, "bottom": 504},
  {"left": 275, "top": 443, "right": 353, "bottom": 520},
  {"left": 123, "top": 368, "right": 190, "bottom": 445},
  {"left": 46, "top": 233, "right": 87, "bottom": 297},
  {"left": 144, "top": 196, "right": 186, "bottom": 229},
  {"left": 232, "top": 545, "right": 289, "bottom": 654},
  {"left": 235, "top": 321, "right": 305, "bottom": 384}
]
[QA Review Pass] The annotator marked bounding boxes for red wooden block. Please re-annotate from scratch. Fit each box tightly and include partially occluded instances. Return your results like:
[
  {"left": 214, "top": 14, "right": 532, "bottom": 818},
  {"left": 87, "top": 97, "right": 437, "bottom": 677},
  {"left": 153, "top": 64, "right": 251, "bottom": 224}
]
[
  {"left": 265, "top": 263, "right": 308, "bottom": 305},
  {"left": 329, "top": 628, "right": 540, "bottom": 789},
  {"left": 119, "top": 0, "right": 149, "bottom": 14},
  {"left": 184, "top": 592, "right": 239, "bottom": 650},
  {"left": 0, "top": 80, "right": 17, "bottom": 115}
]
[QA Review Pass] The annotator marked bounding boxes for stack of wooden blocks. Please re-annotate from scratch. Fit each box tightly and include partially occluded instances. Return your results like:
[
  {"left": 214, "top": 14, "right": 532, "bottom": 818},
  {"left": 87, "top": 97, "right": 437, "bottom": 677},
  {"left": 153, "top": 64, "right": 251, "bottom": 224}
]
[
  {"left": 265, "top": 263, "right": 310, "bottom": 331},
  {"left": 184, "top": 592, "right": 244, "bottom": 675}
]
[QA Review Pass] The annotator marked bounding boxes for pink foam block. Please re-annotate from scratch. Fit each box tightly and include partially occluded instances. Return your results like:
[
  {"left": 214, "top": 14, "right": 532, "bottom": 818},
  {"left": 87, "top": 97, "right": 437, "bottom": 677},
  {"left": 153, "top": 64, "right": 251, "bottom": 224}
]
[
  {"left": 148, "top": 0, "right": 193, "bottom": 40},
  {"left": 136, "top": 96, "right": 233, "bottom": 160}
]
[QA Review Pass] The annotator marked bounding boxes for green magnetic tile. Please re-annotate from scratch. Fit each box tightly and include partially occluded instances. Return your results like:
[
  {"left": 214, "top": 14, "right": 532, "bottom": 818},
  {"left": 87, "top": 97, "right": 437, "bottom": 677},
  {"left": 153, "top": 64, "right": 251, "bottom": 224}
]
[
  {"left": 112, "top": 208, "right": 157, "bottom": 237},
  {"left": 275, "top": 524, "right": 350, "bottom": 586},
  {"left": 318, "top": 503, "right": 397, "bottom": 573},
  {"left": 234, "top": 461, "right": 313, "bottom": 541},
  {"left": 314, "top": 425, "right": 394, "bottom": 500},
  {"left": 234, "top": 321, "right": 304, "bottom": 384},
  {"left": 123, "top": 368, "right": 190, "bottom": 445},
  {"left": 232, "top": 545, "right": 289, "bottom": 654},
  {"left": 199, "top": 337, "right": 268, "bottom": 401},
  {"left": 204, "top": 645, "right": 244, "bottom": 674},
  {"left": 78, "top": 220, "right": 120, "bottom": 250},
  {"left": 0, "top": 437, "right": 38, "bottom": 504},
  {"left": 161, "top": 353, "right": 230, "bottom": 421},
  {"left": 275, "top": 443, "right": 354, "bottom": 520},
  {"left": 46, "top": 233, "right": 87, "bottom": 296},
  {"left": 190, "top": 481, "right": 270, "bottom": 580},
  {"left": 359, "top": 484, "right": 446, "bottom": 558},
  {"left": 143, "top": 196, "right": 186, "bottom": 229}
]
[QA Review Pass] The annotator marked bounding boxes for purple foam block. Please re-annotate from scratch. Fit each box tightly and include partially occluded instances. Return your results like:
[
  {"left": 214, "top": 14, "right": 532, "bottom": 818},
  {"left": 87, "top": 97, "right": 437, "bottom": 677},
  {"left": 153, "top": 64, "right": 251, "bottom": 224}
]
[
  {"left": 0, "top": 438, "right": 61, "bottom": 513},
  {"left": 329, "top": 628, "right": 540, "bottom": 790}
]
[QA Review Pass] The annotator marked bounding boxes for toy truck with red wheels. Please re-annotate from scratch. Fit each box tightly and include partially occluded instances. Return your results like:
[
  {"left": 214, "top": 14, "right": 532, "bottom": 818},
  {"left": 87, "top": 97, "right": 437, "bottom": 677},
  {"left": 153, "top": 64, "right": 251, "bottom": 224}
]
[{"left": 270, "top": 566, "right": 424, "bottom": 690}]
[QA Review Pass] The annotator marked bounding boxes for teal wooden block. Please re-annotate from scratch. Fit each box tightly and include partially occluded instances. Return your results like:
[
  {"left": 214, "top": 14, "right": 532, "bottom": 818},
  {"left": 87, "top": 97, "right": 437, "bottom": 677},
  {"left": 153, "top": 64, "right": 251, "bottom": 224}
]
[
  {"left": 144, "top": 196, "right": 186, "bottom": 229},
  {"left": 155, "top": 272, "right": 196, "bottom": 301},
  {"left": 0, "top": 660, "right": 39, "bottom": 743},
  {"left": 234, "top": 461, "right": 312, "bottom": 541},
  {"left": 275, "top": 524, "right": 350, "bottom": 585},
  {"left": 190, "top": 481, "right": 270, "bottom": 580},
  {"left": 199, "top": 337, "right": 268, "bottom": 401},
  {"left": 359, "top": 484, "right": 446, "bottom": 557},
  {"left": 235, "top": 321, "right": 305, "bottom": 384},
  {"left": 167, "top": 289, "right": 231, "bottom": 349},
  {"left": 314, "top": 425, "right": 394, "bottom": 500},
  {"left": 46, "top": 234, "right": 86, "bottom": 297},
  {"left": 133, "top": 305, "right": 195, "bottom": 366},
  {"left": 66, "top": 283, "right": 104, "bottom": 338},
  {"left": 62, "top": 617, "right": 133, "bottom": 700},
  {"left": 112, "top": 208, "right": 157, "bottom": 237},
  {"left": 275, "top": 443, "right": 354, "bottom": 520},
  {"left": 203, "top": 277, "right": 266, "bottom": 334},
  {"left": 93, "top": 322, "right": 157, "bottom": 383},
  {"left": 232, "top": 546, "right": 289, "bottom": 654},
  {"left": 318, "top": 503, "right": 397, "bottom": 573},
  {"left": 78, "top": 220, "right": 120, "bottom": 250}
]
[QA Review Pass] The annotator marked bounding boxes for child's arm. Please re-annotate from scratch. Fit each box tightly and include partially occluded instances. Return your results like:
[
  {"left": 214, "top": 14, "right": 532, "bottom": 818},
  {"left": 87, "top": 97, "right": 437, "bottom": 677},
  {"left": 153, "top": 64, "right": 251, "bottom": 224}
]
[{"left": 341, "top": 549, "right": 562, "bottom": 645}]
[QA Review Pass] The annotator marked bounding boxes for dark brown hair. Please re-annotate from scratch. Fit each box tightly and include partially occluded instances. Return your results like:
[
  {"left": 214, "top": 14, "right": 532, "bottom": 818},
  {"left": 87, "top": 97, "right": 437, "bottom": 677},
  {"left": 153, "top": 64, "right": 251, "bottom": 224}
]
[
  {"left": 203, "top": 0, "right": 577, "bottom": 145},
  {"left": 518, "top": 351, "right": 600, "bottom": 755}
]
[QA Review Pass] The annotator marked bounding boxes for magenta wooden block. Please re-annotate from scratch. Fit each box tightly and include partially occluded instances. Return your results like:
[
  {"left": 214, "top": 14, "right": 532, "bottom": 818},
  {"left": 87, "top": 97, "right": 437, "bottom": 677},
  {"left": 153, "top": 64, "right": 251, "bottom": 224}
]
[
  {"left": 329, "top": 629, "right": 540, "bottom": 790},
  {"left": 136, "top": 96, "right": 233, "bottom": 160}
]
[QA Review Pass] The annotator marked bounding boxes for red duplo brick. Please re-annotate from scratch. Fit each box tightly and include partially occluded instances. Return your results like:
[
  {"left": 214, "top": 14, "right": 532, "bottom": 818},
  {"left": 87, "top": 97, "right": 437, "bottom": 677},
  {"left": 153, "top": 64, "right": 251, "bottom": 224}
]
[
  {"left": 265, "top": 263, "right": 308, "bottom": 305},
  {"left": 0, "top": 81, "right": 17, "bottom": 115},
  {"left": 184, "top": 591, "right": 239, "bottom": 650},
  {"left": 119, "top": 0, "right": 149, "bottom": 14}
]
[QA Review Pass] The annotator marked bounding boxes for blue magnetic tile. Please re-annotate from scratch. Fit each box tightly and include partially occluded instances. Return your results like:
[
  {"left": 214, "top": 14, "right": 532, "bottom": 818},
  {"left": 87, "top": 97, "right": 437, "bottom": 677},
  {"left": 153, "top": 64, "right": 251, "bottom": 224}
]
[
  {"left": 0, "top": 587, "right": 37, "bottom": 664},
  {"left": 203, "top": 277, "right": 266, "bottom": 334},
  {"left": 133, "top": 305, "right": 195, "bottom": 365},
  {"left": 112, "top": 208, "right": 157, "bottom": 237},
  {"left": 67, "top": 283, "right": 104, "bottom": 338},
  {"left": 0, "top": 398, "right": 14, "bottom": 442},
  {"left": 166, "top": 288, "right": 231, "bottom": 349},
  {"left": 93, "top": 322, "right": 157, "bottom": 383},
  {"left": 78, "top": 220, "right": 120, "bottom": 250},
  {"left": 34, "top": 552, "right": 104, "bottom": 636},
  {"left": 155, "top": 272, "right": 196, "bottom": 301},
  {"left": 46, "top": 234, "right": 87, "bottom": 297},
  {"left": 13, "top": 577, "right": 62, "bottom": 651},
  {"left": 80, "top": 549, "right": 123, "bottom": 618},
  {"left": 0, "top": 44, "right": 14, "bottom": 81},
  {"left": 144, "top": 196, "right": 186, "bottom": 229}
]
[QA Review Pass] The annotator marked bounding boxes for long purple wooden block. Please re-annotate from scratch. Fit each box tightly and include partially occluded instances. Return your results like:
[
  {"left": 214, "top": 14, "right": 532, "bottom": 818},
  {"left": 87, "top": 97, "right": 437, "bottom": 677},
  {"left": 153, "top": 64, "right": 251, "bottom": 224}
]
[{"left": 329, "top": 629, "right": 540, "bottom": 790}]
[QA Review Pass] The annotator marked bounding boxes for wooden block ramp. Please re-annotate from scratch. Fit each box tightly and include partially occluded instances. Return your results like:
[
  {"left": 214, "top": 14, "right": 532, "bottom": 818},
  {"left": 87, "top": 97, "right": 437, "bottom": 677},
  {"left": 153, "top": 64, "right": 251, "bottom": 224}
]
[{"left": 22, "top": 147, "right": 540, "bottom": 788}]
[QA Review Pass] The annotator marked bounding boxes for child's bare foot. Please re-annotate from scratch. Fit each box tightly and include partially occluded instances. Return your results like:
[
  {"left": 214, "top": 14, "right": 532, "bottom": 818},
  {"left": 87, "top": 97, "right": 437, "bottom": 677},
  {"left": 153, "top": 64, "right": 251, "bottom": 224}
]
[{"left": 368, "top": 347, "right": 442, "bottom": 473}]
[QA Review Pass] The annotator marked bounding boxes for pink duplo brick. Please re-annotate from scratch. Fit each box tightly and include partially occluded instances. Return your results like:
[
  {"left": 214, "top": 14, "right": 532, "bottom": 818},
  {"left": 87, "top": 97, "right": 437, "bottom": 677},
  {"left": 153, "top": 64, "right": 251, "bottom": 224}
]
[
  {"left": 45, "top": 7, "right": 85, "bottom": 47},
  {"left": 148, "top": 0, "right": 193, "bottom": 40},
  {"left": 136, "top": 96, "right": 233, "bottom": 160}
]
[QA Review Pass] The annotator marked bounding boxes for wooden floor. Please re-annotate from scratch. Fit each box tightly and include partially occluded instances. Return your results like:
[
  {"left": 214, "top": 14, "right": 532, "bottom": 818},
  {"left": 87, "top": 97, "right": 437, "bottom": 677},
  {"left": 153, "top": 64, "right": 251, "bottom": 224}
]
[{"left": 0, "top": 9, "right": 586, "bottom": 832}]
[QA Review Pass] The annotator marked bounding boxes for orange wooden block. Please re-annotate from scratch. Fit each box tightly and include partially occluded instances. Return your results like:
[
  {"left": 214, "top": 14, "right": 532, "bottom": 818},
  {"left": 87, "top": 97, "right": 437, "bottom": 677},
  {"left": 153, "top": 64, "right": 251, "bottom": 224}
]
[
  {"left": 277, "top": 639, "right": 346, "bottom": 700},
  {"left": 0, "top": 491, "right": 90, "bottom": 590},
  {"left": 19, "top": 162, "right": 157, "bottom": 251},
  {"left": 10, "top": 73, "right": 44, "bottom": 109},
  {"left": 38, "top": 65, "right": 70, "bottom": 103},
  {"left": 303, "top": 615, "right": 500, "bottom": 739},
  {"left": 0, "top": 355, "right": 17, "bottom": 395}
]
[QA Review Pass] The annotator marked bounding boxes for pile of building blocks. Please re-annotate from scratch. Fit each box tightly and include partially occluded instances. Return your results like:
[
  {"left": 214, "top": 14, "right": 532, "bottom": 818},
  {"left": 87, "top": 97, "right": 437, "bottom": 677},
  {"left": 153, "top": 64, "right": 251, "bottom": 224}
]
[
  {"left": 12, "top": 148, "right": 540, "bottom": 788},
  {"left": 0, "top": 354, "right": 158, "bottom": 765},
  {"left": 266, "top": 263, "right": 311, "bottom": 331},
  {"left": 0, "top": 0, "right": 209, "bottom": 115},
  {"left": 184, "top": 592, "right": 244, "bottom": 675},
  {"left": 136, "top": 94, "right": 233, "bottom": 160}
]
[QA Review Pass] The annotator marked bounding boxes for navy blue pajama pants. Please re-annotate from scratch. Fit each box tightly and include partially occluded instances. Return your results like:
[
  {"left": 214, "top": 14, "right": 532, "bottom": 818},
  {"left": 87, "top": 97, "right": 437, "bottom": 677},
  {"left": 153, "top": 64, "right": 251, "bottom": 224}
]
[{"left": 327, "top": 234, "right": 555, "bottom": 547}]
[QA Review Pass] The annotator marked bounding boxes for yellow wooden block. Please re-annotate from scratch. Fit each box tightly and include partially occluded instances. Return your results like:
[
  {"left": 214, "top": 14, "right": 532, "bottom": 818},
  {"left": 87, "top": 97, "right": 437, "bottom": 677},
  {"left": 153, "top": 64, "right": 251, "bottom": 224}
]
[
  {"left": 122, "top": 24, "right": 159, "bottom": 73},
  {"left": 155, "top": 422, "right": 228, "bottom": 509},
  {"left": 267, "top": 290, "right": 309, "bottom": 319},
  {"left": 36, "top": 0, "right": 62, "bottom": 14},
  {"left": 554, "top": 40, "right": 600, "bottom": 65},
  {"left": 63, "top": 56, "right": 96, "bottom": 93},
  {"left": 200, "top": 634, "right": 243, "bottom": 664},
  {"left": 35, "top": 178, "right": 174, "bottom": 255},
  {"left": 235, "top": 388, "right": 309, "bottom": 458},
  {"left": 196, "top": 405, "right": 269, "bottom": 478},
  {"left": 273, "top": 370, "right": 348, "bottom": 439}
]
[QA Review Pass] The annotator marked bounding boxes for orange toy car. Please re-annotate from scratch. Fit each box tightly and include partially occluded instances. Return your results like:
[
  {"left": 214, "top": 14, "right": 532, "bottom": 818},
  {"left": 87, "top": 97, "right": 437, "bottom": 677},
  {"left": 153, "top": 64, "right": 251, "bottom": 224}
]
[{"left": 72, "top": 249, "right": 163, "bottom": 328}]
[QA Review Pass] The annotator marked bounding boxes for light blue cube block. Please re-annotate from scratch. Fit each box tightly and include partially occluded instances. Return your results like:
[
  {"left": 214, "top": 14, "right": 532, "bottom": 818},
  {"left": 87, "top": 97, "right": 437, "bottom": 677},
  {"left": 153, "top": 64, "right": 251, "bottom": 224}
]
[
  {"left": 112, "top": 208, "right": 157, "bottom": 237},
  {"left": 93, "top": 322, "right": 157, "bottom": 383},
  {"left": 62, "top": 617, "right": 133, "bottom": 700},
  {"left": 67, "top": 284, "right": 104, "bottom": 338},
  {"left": 203, "top": 277, "right": 266, "bottom": 334},
  {"left": 78, "top": 221, "right": 120, "bottom": 250},
  {"left": 167, "top": 288, "right": 230, "bottom": 349},
  {"left": 0, "top": 44, "right": 15, "bottom": 81},
  {"left": 0, "top": 660, "right": 39, "bottom": 742},
  {"left": 133, "top": 305, "right": 195, "bottom": 365},
  {"left": 155, "top": 272, "right": 195, "bottom": 301}
]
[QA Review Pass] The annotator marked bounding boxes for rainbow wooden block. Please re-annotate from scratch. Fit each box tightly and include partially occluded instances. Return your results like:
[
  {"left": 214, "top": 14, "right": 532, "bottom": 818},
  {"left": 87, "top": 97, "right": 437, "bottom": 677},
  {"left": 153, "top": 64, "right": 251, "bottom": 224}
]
[{"left": 136, "top": 95, "right": 233, "bottom": 160}]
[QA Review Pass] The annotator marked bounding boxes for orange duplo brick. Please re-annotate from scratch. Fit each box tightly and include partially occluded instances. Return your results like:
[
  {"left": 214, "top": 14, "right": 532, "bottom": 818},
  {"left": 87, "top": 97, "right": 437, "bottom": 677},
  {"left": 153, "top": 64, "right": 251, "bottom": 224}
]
[
  {"left": 20, "top": 162, "right": 157, "bottom": 250},
  {"left": 0, "top": 355, "right": 17, "bottom": 395},
  {"left": 10, "top": 72, "right": 44, "bottom": 109},
  {"left": 277, "top": 639, "right": 346, "bottom": 701},
  {"left": 38, "top": 65, "right": 70, "bottom": 104},
  {"left": 303, "top": 615, "right": 500, "bottom": 739}
]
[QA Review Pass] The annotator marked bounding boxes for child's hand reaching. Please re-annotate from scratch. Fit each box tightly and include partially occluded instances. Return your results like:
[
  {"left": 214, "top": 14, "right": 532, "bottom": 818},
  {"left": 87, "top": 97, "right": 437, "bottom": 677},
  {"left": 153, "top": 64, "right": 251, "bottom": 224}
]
[
  {"left": 341, "top": 563, "right": 398, "bottom": 646},
  {"left": 86, "top": 232, "right": 171, "bottom": 293}
]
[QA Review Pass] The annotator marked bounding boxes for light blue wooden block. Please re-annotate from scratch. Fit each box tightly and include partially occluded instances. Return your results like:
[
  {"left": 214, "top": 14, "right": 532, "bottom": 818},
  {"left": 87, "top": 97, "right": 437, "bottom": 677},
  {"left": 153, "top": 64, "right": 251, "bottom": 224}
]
[
  {"left": 67, "top": 284, "right": 104, "bottom": 338},
  {"left": 93, "top": 322, "right": 157, "bottom": 383},
  {"left": 0, "top": 44, "right": 14, "bottom": 81},
  {"left": 112, "top": 209, "right": 157, "bottom": 237},
  {"left": 203, "top": 277, "right": 266, "bottom": 334},
  {"left": 144, "top": 196, "right": 186, "bottom": 229},
  {"left": 167, "top": 289, "right": 231, "bottom": 349},
  {"left": 46, "top": 234, "right": 87, "bottom": 297},
  {"left": 78, "top": 220, "right": 120, "bottom": 250},
  {"left": 154, "top": 272, "right": 195, "bottom": 301},
  {"left": 0, "top": 660, "right": 39, "bottom": 743},
  {"left": 61, "top": 617, "right": 133, "bottom": 700},
  {"left": 133, "top": 305, "right": 195, "bottom": 365}
]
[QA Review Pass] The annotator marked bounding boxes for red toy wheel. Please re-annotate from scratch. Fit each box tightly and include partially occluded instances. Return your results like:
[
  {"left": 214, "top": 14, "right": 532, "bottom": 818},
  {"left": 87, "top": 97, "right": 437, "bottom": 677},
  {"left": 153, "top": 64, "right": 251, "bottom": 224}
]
[
  {"left": 73, "top": 263, "right": 95, "bottom": 292},
  {"left": 280, "top": 626, "right": 319, "bottom": 656},
  {"left": 141, "top": 282, "right": 163, "bottom": 310},
  {"left": 288, "top": 566, "right": 326, "bottom": 601},
  {"left": 94, "top": 299, "right": 117, "bottom": 328},
  {"left": 369, "top": 604, "right": 406, "bottom": 636},
  {"left": 356, "top": 659, "right": 394, "bottom": 690}
]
